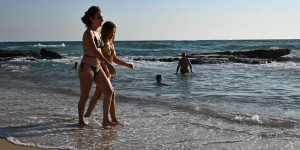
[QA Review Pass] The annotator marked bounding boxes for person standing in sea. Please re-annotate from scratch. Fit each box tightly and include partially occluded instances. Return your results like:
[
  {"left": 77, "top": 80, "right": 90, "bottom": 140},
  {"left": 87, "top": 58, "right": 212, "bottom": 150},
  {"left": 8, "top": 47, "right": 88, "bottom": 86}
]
[
  {"left": 78, "top": 6, "right": 117, "bottom": 128},
  {"left": 176, "top": 53, "right": 193, "bottom": 74},
  {"left": 84, "top": 21, "right": 134, "bottom": 125}
]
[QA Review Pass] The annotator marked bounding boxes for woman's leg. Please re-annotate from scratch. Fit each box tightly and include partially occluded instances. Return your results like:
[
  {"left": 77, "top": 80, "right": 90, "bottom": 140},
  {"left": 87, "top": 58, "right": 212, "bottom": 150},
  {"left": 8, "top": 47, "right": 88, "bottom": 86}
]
[
  {"left": 84, "top": 86, "right": 102, "bottom": 117},
  {"left": 110, "top": 92, "right": 119, "bottom": 123},
  {"left": 78, "top": 64, "right": 94, "bottom": 126},
  {"left": 94, "top": 69, "right": 115, "bottom": 128}
]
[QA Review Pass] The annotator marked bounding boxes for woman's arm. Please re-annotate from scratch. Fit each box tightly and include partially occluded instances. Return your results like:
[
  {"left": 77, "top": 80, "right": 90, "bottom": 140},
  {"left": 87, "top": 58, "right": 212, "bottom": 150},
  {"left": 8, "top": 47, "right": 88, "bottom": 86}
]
[{"left": 113, "top": 56, "right": 133, "bottom": 69}]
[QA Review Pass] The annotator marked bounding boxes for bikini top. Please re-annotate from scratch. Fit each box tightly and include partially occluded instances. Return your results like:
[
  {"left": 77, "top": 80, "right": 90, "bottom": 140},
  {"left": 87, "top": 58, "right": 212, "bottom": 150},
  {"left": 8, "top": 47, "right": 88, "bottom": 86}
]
[
  {"left": 94, "top": 35, "right": 104, "bottom": 48},
  {"left": 101, "top": 43, "right": 116, "bottom": 63},
  {"left": 84, "top": 31, "right": 104, "bottom": 57}
]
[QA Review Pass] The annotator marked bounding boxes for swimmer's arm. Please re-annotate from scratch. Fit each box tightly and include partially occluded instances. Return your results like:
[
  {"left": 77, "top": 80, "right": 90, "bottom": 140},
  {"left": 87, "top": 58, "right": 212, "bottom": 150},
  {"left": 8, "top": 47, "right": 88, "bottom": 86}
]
[
  {"left": 188, "top": 59, "right": 193, "bottom": 72},
  {"left": 175, "top": 60, "right": 181, "bottom": 74},
  {"left": 157, "top": 82, "right": 169, "bottom": 86}
]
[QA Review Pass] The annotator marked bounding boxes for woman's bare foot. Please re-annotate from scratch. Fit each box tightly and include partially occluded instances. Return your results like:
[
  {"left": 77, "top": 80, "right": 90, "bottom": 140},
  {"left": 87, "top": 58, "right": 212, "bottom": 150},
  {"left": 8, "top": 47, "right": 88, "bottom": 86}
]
[
  {"left": 112, "top": 120, "right": 120, "bottom": 125},
  {"left": 111, "top": 118, "right": 119, "bottom": 124},
  {"left": 112, "top": 121, "right": 128, "bottom": 126},
  {"left": 102, "top": 121, "right": 117, "bottom": 129},
  {"left": 83, "top": 116, "right": 91, "bottom": 125},
  {"left": 78, "top": 121, "right": 87, "bottom": 127}
]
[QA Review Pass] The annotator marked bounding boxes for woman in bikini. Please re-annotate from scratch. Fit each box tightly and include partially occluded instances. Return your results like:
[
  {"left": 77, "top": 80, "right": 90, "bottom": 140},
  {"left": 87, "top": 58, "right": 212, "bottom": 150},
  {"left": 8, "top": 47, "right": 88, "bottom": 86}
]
[
  {"left": 84, "top": 21, "right": 134, "bottom": 124},
  {"left": 79, "top": 6, "right": 116, "bottom": 128}
]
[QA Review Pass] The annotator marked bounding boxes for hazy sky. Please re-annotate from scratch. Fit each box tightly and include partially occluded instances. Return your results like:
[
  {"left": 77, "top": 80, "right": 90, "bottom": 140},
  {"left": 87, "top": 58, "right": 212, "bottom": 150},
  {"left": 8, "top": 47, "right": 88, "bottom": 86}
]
[{"left": 0, "top": 0, "right": 300, "bottom": 41}]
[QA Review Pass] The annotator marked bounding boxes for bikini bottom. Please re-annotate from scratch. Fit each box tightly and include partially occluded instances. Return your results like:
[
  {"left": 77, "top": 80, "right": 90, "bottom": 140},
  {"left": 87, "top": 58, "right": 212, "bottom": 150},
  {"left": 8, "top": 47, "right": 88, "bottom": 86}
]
[{"left": 80, "top": 62, "right": 101, "bottom": 75}]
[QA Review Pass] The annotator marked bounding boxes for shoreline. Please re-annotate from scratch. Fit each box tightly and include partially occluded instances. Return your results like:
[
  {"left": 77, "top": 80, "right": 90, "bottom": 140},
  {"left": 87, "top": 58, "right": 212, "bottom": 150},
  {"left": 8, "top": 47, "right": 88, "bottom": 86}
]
[{"left": 0, "top": 138, "right": 55, "bottom": 150}]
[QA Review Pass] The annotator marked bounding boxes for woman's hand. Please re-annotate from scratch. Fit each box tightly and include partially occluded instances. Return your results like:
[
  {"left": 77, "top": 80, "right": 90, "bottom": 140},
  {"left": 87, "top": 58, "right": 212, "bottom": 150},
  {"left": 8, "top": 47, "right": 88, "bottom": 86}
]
[
  {"left": 106, "top": 63, "right": 116, "bottom": 75},
  {"left": 127, "top": 63, "right": 134, "bottom": 70}
]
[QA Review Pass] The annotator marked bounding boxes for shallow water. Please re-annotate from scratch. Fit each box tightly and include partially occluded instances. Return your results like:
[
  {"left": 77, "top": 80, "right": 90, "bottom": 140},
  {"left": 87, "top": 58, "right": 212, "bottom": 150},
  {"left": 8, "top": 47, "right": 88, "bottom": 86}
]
[{"left": 0, "top": 40, "right": 300, "bottom": 149}]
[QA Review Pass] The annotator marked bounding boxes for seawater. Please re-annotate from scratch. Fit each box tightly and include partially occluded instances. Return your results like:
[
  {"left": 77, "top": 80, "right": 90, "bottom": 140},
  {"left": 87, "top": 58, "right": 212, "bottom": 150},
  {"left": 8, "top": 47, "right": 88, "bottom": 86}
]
[{"left": 0, "top": 40, "right": 300, "bottom": 149}]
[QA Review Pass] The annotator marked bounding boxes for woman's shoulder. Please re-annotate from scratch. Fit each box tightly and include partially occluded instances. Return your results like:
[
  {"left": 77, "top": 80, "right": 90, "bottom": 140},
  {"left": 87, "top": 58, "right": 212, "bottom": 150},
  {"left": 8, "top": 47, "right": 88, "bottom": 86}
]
[
  {"left": 83, "top": 29, "right": 94, "bottom": 38},
  {"left": 85, "top": 28, "right": 93, "bottom": 33}
]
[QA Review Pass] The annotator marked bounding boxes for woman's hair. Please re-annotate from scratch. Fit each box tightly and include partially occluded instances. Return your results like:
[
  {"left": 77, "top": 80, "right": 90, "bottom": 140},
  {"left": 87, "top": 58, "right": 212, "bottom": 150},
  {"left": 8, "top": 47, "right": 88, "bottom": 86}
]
[
  {"left": 81, "top": 6, "right": 101, "bottom": 27},
  {"left": 101, "top": 21, "right": 116, "bottom": 41}
]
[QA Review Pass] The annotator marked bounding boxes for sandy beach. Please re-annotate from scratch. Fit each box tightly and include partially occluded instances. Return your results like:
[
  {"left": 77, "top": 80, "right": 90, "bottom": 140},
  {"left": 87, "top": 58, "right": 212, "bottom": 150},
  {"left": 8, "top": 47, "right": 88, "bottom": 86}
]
[{"left": 0, "top": 138, "right": 54, "bottom": 150}]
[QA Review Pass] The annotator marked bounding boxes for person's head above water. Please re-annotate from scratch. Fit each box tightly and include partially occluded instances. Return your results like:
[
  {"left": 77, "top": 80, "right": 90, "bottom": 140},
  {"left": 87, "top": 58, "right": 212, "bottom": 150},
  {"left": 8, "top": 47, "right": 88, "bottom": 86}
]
[{"left": 156, "top": 75, "right": 162, "bottom": 83}]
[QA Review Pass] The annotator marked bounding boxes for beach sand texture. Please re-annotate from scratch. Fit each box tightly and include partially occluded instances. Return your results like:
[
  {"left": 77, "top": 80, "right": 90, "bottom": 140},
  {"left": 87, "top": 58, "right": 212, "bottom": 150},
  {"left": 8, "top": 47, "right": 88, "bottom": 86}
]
[{"left": 0, "top": 139, "right": 55, "bottom": 150}]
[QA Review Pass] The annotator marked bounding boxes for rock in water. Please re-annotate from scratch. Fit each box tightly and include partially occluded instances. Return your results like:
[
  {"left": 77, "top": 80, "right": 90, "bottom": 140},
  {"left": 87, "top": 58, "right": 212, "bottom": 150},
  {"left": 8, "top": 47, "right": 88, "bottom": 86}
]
[{"left": 39, "top": 48, "right": 62, "bottom": 59}]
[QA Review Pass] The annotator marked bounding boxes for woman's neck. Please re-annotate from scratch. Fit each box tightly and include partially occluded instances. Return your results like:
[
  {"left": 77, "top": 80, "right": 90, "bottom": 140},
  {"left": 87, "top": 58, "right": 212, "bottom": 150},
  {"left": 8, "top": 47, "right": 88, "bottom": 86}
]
[
  {"left": 103, "top": 38, "right": 112, "bottom": 43},
  {"left": 89, "top": 25, "right": 98, "bottom": 31}
]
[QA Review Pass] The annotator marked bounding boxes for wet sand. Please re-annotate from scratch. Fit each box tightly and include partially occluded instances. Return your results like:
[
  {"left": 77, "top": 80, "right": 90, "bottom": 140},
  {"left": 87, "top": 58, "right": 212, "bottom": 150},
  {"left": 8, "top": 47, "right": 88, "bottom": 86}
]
[{"left": 0, "top": 138, "right": 55, "bottom": 150}]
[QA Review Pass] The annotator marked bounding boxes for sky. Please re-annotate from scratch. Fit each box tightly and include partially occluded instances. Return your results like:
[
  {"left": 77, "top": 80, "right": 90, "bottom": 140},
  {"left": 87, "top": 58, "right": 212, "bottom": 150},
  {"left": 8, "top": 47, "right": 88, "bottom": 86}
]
[{"left": 0, "top": 0, "right": 300, "bottom": 42}]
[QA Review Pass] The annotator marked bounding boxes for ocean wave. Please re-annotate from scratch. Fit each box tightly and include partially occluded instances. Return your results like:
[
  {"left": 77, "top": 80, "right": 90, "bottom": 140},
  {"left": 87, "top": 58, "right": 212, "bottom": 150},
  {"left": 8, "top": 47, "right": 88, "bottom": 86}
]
[
  {"left": 115, "top": 93, "right": 298, "bottom": 129},
  {"left": 277, "top": 55, "right": 300, "bottom": 63},
  {"left": 188, "top": 106, "right": 297, "bottom": 129},
  {"left": 6, "top": 46, "right": 24, "bottom": 50},
  {"left": 0, "top": 64, "right": 32, "bottom": 73},
  {"left": 31, "top": 43, "right": 66, "bottom": 48},
  {"left": 51, "top": 56, "right": 81, "bottom": 64}
]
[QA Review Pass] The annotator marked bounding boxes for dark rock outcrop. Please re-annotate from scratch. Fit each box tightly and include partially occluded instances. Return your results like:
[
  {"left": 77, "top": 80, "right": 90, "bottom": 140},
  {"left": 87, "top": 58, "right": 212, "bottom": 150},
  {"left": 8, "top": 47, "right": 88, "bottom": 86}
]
[
  {"left": 133, "top": 49, "right": 291, "bottom": 64},
  {"left": 200, "top": 49, "right": 291, "bottom": 59},
  {"left": 0, "top": 50, "right": 38, "bottom": 58},
  {"left": 39, "top": 48, "right": 62, "bottom": 59},
  {"left": 0, "top": 48, "right": 63, "bottom": 61}
]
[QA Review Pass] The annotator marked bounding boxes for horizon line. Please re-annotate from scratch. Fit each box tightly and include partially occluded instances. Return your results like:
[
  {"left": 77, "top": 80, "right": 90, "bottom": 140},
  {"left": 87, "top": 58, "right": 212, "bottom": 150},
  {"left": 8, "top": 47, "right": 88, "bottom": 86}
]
[{"left": 1, "top": 38, "right": 300, "bottom": 43}]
